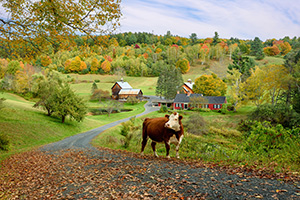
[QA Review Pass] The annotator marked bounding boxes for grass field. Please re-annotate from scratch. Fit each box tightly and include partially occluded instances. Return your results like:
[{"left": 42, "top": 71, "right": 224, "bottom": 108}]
[{"left": 0, "top": 92, "right": 146, "bottom": 161}]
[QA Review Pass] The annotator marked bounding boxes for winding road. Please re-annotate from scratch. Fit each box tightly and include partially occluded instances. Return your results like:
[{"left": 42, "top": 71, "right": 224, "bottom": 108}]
[{"left": 1, "top": 97, "right": 300, "bottom": 199}]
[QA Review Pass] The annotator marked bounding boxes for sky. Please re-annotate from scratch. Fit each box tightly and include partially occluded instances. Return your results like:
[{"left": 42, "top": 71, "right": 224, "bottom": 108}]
[
  {"left": 0, "top": 0, "right": 299, "bottom": 41},
  {"left": 117, "top": 0, "right": 300, "bottom": 41}
]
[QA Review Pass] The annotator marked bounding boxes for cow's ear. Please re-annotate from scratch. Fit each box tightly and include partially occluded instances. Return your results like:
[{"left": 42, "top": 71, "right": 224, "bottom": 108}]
[
  {"left": 165, "top": 114, "right": 170, "bottom": 118},
  {"left": 179, "top": 115, "right": 183, "bottom": 120}
]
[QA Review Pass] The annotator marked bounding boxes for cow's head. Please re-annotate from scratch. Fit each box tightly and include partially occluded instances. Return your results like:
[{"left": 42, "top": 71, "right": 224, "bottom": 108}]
[{"left": 164, "top": 112, "right": 183, "bottom": 132}]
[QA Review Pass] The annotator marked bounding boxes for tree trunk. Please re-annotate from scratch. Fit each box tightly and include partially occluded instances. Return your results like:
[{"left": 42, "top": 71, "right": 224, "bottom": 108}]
[{"left": 62, "top": 116, "right": 65, "bottom": 123}]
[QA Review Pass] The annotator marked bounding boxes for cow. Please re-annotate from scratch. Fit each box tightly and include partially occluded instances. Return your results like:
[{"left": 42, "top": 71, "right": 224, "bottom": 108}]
[{"left": 141, "top": 112, "right": 184, "bottom": 158}]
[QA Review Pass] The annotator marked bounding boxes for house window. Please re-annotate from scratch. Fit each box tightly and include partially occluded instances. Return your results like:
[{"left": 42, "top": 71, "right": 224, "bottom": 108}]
[{"left": 213, "top": 104, "right": 221, "bottom": 109}]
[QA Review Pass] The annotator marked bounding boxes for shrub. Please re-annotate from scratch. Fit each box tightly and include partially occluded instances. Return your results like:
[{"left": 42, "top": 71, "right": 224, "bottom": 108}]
[
  {"left": 120, "top": 117, "right": 140, "bottom": 149},
  {"left": 0, "top": 133, "right": 10, "bottom": 151},
  {"left": 159, "top": 105, "right": 168, "bottom": 113},
  {"left": 249, "top": 104, "right": 300, "bottom": 128},
  {"left": 184, "top": 113, "right": 208, "bottom": 135},
  {"left": 126, "top": 96, "right": 139, "bottom": 105}
]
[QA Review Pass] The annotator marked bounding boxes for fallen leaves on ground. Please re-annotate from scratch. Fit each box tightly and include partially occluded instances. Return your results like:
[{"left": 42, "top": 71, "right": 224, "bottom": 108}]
[{"left": 0, "top": 148, "right": 299, "bottom": 199}]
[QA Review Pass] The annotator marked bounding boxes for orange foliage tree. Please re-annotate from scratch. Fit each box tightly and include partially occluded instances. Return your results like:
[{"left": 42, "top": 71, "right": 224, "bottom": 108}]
[{"left": 101, "top": 60, "right": 111, "bottom": 73}]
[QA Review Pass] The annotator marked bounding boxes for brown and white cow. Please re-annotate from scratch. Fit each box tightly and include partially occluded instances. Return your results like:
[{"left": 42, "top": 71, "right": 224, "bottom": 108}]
[{"left": 141, "top": 112, "right": 184, "bottom": 158}]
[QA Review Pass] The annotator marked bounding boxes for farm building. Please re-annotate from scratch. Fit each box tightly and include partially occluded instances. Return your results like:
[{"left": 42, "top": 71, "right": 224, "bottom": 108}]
[
  {"left": 111, "top": 78, "right": 143, "bottom": 100},
  {"left": 182, "top": 79, "right": 194, "bottom": 94},
  {"left": 173, "top": 93, "right": 226, "bottom": 110}
]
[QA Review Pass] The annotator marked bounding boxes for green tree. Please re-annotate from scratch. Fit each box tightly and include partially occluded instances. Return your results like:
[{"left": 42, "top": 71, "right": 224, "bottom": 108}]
[
  {"left": 156, "top": 65, "right": 183, "bottom": 99},
  {"left": 52, "top": 83, "right": 87, "bottom": 123},
  {"left": 227, "top": 49, "right": 256, "bottom": 82},
  {"left": 193, "top": 73, "right": 227, "bottom": 96},
  {"left": 282, "top": 48, "right": 300, "bottom": 112},
  {"left": 212, "top": 31, "right": 220, "bottom": 46},
  {"left": 250, "top": 37, "right": 265, "bottom": 60},
  {"left": 91, "top": 82, "right": 98, "bottom": 94},
  {"left": 34, "top": 70, "right": 87, "bottom": 123},
  {"left": 189, "top": 33, "right": 198, "bottom": 45}
]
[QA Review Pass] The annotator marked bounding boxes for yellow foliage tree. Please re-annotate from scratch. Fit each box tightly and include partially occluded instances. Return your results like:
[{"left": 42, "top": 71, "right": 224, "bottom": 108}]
[
  {"left": 176, "top": 58, "right": 190, "bottom": 74},
  {"left": 90, "top": 58, "right": 99, "bottom": 73},
  {"left": 193, "top": 73, "right": 227, "bottom": 96},
  {"left": 101, "top": 60, "right": 111, "bottom": 73},
  {"left": 64, "top": 56, "right": 86, "bottom": 73}
]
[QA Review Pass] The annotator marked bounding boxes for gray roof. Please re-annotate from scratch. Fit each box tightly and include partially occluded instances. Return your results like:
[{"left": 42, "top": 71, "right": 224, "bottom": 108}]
[
  {"left": 174, "top": 94, "right": 226, "bottom": 104},
  {"left": 116, "top": 81, "right": 132, "bottom": 89}
]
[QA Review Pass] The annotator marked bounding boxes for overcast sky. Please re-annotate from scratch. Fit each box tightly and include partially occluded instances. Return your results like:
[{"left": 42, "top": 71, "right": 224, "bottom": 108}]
[{"left": 117, "top": 0, "right": 300, "bottom": 41}]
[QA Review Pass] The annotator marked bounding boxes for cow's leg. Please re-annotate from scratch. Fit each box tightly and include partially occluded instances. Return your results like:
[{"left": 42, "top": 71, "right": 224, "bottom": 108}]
[
  {"left": 164, "top": 140, "right": 171, "bottom": 158},
  {"left": 175, "top": 135, "right": 183, "bottom": 158},
  {"left": 141, "top": 136, "right": 148, "bottom": 156},
  {"left": 151, "top": 141, "right": 158, "bottom": 157}
]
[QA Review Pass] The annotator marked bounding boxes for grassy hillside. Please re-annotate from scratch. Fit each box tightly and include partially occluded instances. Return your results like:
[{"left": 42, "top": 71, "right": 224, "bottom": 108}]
[{"left": 0, "top": 92, "right": 146, "bottom": 161}]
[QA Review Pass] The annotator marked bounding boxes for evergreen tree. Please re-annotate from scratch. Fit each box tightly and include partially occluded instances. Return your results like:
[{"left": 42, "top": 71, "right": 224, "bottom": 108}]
[
  {"left": 189, "top": 33, "right": 198, "bottom": 45},
  {"left": 250, "top": 37, "right": 265, "bottom": 60},
  {"left": 228, "top": 49, "right": 256, "bottom": 82},
  {"left": 156, "top": 65, "right": 183, "bottom": 99},
  {"left": 212, "top": 31, "right": 220, "bottom": 46}
]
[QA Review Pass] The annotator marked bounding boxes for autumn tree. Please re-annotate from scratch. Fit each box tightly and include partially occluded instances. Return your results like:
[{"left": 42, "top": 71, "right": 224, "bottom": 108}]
[
  {"left": 226, "top": 68, "right": 243, "bottom": 111},
  {"left": 241, "top": 67, "right": 266, "bottom": 106},
  {"left": 101, "top": 60, "right": 111, "bottom": 73},
  {"left": 90, "top": 57, "right": 100, "bottom": 73},
  {"left": 176, "top": 58, "right": 190, "bottom": 74},
  {"left": 193, "top": 73, "right": 227, "bottom": 96},
  {"left": 0, "top": 0, "right": 122, "bottom": 57}
]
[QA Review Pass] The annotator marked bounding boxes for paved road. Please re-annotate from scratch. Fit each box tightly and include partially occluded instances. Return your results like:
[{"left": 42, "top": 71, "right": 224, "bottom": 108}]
[{"left": 40, "top": 97, "right": 159, "bottom": 152}]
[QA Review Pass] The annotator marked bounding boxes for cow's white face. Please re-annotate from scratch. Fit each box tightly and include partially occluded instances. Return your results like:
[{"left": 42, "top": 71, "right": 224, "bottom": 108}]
[{"left": 164, "top": 112, "right": 181, "bottom": 132}]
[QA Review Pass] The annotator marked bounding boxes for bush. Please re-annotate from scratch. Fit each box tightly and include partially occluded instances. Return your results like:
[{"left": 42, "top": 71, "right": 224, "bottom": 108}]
[
  {"left": 184, "top": 113, "right": 208, "bottom": 135},
  {"left": 242, "top": 120, "right": 300, "bottom": 154},
  {"left": 126, "top": 96, "right": 139, "bottom": 105},
  {"left": 120, "top": 117, "right": 140, "bottom": 149},
  {"left": 249, "top": 104, "right": 300, "bottom": 128},
  {"left": 159, "top": 105, "right": 168, "bottom": 113},
  {"left": 0, "top": 133, "right": 10, "bottom": 151}
]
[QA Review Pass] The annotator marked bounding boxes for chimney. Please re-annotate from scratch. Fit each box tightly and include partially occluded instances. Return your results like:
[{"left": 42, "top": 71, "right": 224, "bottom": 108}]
[
  {"left": 121, "top": 78, "right": 124, "bottom": 83},
  {"left": 187, "top": 79, "right": 192, "bottom": 84}
]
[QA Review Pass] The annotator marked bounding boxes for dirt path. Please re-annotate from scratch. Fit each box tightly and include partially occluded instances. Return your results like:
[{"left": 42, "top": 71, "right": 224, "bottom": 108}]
[{"left": 1, "top": 98, "right": 300, "bottom": 199}]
